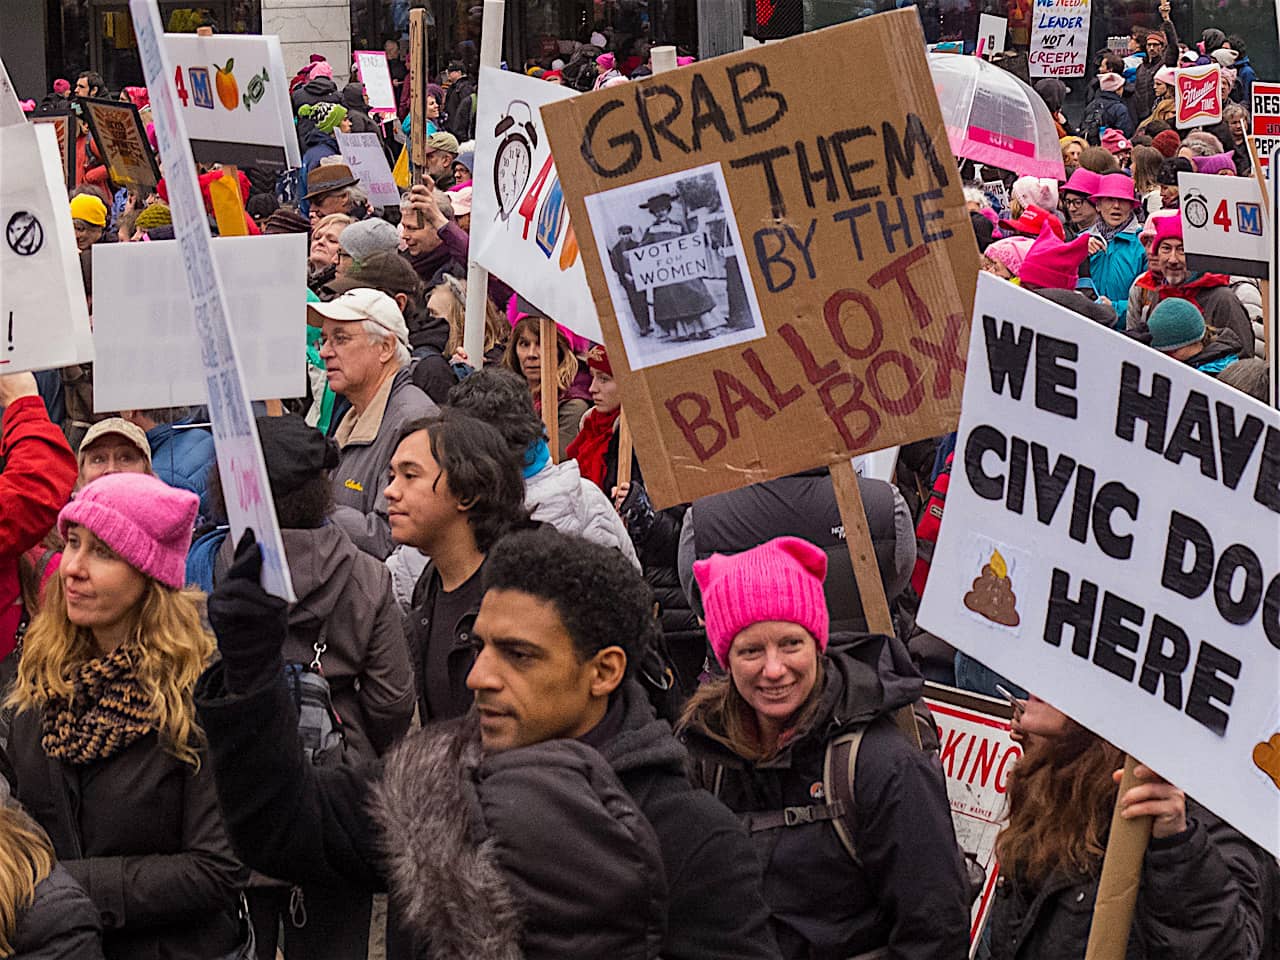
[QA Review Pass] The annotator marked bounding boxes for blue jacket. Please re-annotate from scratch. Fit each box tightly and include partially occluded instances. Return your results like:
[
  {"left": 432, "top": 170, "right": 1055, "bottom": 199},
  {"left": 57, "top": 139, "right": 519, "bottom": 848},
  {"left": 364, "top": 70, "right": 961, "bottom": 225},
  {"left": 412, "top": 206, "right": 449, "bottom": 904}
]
[
  {"left": 1084, "top": 90, "right": 1136, "bottom": 142},
  {"left": 299, "top": 127, "right": 340, "bottom": 217},
  {"left": 1087, "top": 221, "right": 1146, "bottom": 326},
  {"left": 147, "top": 419, "right": 216, "bottom": 510}
]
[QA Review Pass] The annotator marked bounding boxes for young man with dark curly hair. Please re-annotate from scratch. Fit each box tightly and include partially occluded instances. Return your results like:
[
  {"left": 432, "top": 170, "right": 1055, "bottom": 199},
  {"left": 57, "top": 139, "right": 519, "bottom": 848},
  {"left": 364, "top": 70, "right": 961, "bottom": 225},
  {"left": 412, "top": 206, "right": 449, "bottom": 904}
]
[{"left": 195, "top": 525, "right": 782, "bottom": 960}]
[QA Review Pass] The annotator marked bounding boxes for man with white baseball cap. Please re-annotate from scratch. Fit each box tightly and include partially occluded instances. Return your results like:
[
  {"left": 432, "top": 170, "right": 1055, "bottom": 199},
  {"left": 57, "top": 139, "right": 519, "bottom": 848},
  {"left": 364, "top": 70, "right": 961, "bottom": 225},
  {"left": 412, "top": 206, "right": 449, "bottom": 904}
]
[{"left": 308, "top": 288, "right": 437, "bottom": 558}]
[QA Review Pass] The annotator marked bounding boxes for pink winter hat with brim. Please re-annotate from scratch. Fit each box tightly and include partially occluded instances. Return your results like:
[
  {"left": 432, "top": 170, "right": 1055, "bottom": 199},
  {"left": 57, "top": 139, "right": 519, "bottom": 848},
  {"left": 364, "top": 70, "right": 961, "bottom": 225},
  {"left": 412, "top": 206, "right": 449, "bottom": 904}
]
[
  {"left": 1061, "top": 167, "right": 1102, "bottom": 198},
  {"left": 1018, "top": 223, "right": 1091, "bottom": 290},
  {"left": 985, "top": 236, "right": 1035, "bottom": 276},
  {"left": 1091, "top": 172, "right": 1136, "bottom": 202},
  {"left": 1193, "top": 152, "right": 1236, "bottom": 175},
  {"left": 693, "top": 536, "right": 829, "bottom": 668},
  {"left": 58, "top": 473, "right": 198, "bottom": 590}
]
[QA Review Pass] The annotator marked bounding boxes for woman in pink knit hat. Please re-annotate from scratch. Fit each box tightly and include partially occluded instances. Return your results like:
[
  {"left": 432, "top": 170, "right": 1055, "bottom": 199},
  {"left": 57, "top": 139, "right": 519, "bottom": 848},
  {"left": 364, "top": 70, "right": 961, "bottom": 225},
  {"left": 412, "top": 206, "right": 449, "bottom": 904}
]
[
  {"left": 678, "top": 536, "right": 970, "bottom": 960},
  {"left": 5, "top": 472, "right": 248, "bottom": 960}
]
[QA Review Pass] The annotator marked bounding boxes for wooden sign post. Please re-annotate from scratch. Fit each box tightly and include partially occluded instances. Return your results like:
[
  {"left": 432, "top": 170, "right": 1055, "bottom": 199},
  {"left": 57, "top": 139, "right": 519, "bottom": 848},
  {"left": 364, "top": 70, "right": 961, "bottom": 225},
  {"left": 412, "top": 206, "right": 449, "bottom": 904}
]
[
  {"left": 408, "top": 8, "right": 428, "bottom": 228},
  {"left": 540, "top": 316, "right": 559, "bottom": 461}
]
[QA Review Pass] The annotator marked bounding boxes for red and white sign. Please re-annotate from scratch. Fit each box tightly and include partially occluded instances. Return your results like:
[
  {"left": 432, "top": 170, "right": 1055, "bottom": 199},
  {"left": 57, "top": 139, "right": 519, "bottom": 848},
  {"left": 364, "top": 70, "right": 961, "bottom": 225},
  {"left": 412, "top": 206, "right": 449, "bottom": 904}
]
[
  {"left": 1176, "top": 64, "right": 1222, "bottom": 128},
  {"left": 1250, "top": 81, "right": 1280, "bottom": 171},
  {"left": 924, "top": 685, "right": 1022, "bottom": 954}
]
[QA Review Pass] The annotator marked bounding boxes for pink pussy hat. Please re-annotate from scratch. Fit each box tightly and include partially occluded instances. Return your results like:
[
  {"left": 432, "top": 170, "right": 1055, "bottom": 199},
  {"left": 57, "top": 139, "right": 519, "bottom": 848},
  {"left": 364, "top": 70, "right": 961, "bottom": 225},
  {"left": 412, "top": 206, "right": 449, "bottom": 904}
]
[
  {"left": 693, "top": 536, "right": 829, "bottom": 668},
  {"left": 58, "top": 473, "right": 198, "bottom": 590},
  {"left": 1018, "top": 222, "right": 1091, "bottom": 290}
]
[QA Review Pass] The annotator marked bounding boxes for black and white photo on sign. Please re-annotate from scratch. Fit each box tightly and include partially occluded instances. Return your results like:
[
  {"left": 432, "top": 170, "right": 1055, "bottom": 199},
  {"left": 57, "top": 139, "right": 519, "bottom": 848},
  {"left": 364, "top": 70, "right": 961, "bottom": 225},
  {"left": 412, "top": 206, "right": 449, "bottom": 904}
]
[{"left": 584, "top": 161, "right": 766, "bottom": 371}]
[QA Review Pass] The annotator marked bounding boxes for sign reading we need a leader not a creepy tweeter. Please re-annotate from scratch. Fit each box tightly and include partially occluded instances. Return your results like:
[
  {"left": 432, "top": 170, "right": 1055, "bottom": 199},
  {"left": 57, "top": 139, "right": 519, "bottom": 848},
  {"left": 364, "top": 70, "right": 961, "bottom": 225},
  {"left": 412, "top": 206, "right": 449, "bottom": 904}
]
[{"left": 918, "top": 274, "right": 1280, "bottom": 857}]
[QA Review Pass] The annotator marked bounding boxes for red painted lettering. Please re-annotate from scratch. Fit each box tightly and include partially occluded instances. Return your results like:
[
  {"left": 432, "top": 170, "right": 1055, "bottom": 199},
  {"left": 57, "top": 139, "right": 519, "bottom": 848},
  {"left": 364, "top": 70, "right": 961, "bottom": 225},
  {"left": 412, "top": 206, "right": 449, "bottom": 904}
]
[
  {"left": 742, "top": 347, "right": 803, "bottom": 410},
  {"left": 939, "top": 726, "right": 963, "bottom": 777},
  {"left": 665, "top": 392, "right": 727, "bottom": 461},
  {"left": 780, "top": 322, "right": 838, "bottom": 384},
  {"left": 818, "top": 372, "right": 880, "bottom": 449},
  {"left": 910, "top": 311, "right": 968, "bottom": 400},
  {"left": 714, "top": 368, "right": 775, "bottom": 439},
  {"left": 824, "top": 289, "right": 883, "bottom": 360},
  {"left": 867, "top": 350, "right": 924, "bottom": 417},
  {"left": 868, "top": 244, "right": 935, "bottom": 330},
  {"left": 967, "top": 736, "right": 999, "bottom": 787},
  {"left": 994, "top": 744, "right": 1021, "bottom": 793}
]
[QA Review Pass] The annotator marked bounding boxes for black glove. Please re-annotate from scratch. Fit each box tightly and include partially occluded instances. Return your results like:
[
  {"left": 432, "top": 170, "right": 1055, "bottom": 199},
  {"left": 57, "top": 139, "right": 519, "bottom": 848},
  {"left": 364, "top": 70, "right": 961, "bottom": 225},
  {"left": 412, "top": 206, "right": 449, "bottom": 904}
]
[
  {"left": 617, "top": 480, "right": 657, "bottom": 544},
  {"left": 207, "top": 529, "right": 289, "bottom": 696}
]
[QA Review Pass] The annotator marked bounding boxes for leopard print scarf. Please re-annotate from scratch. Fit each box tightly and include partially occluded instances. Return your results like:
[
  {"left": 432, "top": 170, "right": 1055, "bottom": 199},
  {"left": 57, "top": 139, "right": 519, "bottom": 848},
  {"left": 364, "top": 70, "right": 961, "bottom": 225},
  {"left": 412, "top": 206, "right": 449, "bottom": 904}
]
[{"left": 41, "top": 644, "right": 154, "bottom": 765}]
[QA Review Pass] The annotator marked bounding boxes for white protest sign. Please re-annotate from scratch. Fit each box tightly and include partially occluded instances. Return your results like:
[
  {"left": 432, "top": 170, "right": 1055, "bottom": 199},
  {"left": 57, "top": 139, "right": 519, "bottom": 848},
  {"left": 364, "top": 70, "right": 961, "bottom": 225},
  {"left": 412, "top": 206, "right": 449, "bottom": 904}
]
[
  {"left": 976, "top": 15, "right": 1007, "bottom": 58},
  {"left": 1029, "top": 0, "right": 1091, "bottom": 78},
  {"left": 626, "top": 231, "right": 712, "bottom": 291},
  {"left": 924, "top": 684, "right": 1021, "bottom": 955},
  {"left": 354, "top": 50, "right": 397, "bottom": 114},
  {"left": 161, "top": 33, "right": 301, "bottom": 171},
  {"left": 0, "top": 122, "right": 94, "bottom": 374},
  {"left": 918, "top": 274, "right": 1280, "bottom": 856},
  {"left": 1179, "top": 172, "right": 1268, "bottom": 278},
  {"left": 132, "top": 0, "right": 294, "bottom": 601},
  {"left": 0, "top": 58, "right": 25, "bottom": 128},
  {"left": 1251, "top": 82, "right": 1280, "bottom": 173},
  {"left": 91, "top": 236, "right": 306, "bottom": 410},
  {"left": 336, "top": 132, "right": 400, "bottom": 208},
  {"left": 472, "top": 67, "right": 601, "bottom": 343},
  {"left": 1270, "top": 159, "right": 1278, "bottom": 411}
]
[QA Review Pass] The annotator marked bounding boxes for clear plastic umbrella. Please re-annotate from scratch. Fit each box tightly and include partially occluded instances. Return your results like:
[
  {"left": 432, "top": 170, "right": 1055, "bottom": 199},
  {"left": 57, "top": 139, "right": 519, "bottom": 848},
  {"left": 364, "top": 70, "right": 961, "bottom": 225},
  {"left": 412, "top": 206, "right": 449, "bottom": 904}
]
[{"left": 927, "top": 54, "right": 1066, "bottom": 181}]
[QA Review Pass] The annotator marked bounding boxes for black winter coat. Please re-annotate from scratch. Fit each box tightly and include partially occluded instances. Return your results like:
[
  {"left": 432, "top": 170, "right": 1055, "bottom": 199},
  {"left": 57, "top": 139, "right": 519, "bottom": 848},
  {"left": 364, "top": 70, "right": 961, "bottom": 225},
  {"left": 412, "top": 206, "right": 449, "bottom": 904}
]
[
  {"left": 682, "top": 633, "right": 971, "bottom": 960},
  {"left": 195, "top": 653, "right": 784, "bottom": 960},
  {"left": 6, "top": 713, "right": 247, "bottom": 960},
  {"left": 1083, "top": 90, "right": 1135, "bottom": 143},
  {"left": 291, "top": 77, "right": 340, "bottom": 146},
  {"left": 982, "top": 803, "right": 1266, "bottom": 960},
  {"left": 10, "top": 864, "right": 105, "bottom": 959}
]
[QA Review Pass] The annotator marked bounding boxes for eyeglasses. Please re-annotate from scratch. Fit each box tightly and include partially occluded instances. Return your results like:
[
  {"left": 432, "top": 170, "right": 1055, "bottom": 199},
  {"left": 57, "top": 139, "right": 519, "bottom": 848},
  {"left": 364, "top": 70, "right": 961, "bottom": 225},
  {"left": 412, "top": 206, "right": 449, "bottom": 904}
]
[{"left": 1062, "top": 196, "right": 1090, "bottom": 208}]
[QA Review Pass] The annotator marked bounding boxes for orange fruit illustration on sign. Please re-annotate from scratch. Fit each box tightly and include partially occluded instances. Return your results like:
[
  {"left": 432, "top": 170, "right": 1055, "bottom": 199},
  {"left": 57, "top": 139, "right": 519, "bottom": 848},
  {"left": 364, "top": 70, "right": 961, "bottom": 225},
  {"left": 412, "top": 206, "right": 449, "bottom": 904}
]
[{"left": 215, "top": 60, "right": 239, "bottom": 110}]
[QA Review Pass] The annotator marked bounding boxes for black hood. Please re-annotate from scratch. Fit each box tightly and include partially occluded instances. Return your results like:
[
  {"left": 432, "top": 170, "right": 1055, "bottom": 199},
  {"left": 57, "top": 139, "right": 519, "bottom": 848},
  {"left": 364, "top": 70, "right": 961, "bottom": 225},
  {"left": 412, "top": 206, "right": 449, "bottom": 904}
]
[
  {"left": 1201, "top": 29, "right": 1226, "bottom": 54},
  {"left": 409, "top": 308, "right": 450, "bottom": 353},
  {"left": 1035, "top": 78, "right": 1068, "bottom": 113},
  {"left": 597, "top": 679, "right": 689, "bottom": 782},
  {"left": 1034, "top": 287, "right": 1118, "bottom": 327},
  {"left": 341, "top": 82, "right": 367, "bottom": 110},
  {"left": 300, "top": 76, "right": 338, "bottom": 98},
  {"left": 302, "top": 125, "right": 338, "bottom": 151},
  {"left": 814, "top": 632, "right": 923, "bottom": 736}
]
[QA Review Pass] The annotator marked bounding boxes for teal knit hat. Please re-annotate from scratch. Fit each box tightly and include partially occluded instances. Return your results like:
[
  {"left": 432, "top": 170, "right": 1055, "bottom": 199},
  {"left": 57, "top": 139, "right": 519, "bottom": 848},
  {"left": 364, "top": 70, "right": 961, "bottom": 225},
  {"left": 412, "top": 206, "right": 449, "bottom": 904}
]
[{"left": 1148, "top": 298, "right": 1205, "bottom": 352}]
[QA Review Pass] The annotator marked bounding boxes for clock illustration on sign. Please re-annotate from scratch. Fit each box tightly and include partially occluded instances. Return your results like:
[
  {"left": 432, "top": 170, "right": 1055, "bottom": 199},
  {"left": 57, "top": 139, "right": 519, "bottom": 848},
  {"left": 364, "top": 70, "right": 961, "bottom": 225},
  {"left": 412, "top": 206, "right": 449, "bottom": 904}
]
[
  {"left": 1183, "top": 191, "right": 1209, "bottom": 229},
  {"left": 493, "top": 100, "right": 538, "bottom": 220}
]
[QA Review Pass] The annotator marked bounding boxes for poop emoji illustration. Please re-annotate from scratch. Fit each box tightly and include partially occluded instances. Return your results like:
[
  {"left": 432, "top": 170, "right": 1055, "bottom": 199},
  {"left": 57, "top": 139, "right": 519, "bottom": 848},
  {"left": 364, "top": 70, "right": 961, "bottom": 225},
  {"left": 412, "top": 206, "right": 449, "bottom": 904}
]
[
  {"left": 964, "top": 549, "right": 1020, "bottom": 627},
  {"left": 1252, "top": 734, "right": 1280, "bottom": 790}
]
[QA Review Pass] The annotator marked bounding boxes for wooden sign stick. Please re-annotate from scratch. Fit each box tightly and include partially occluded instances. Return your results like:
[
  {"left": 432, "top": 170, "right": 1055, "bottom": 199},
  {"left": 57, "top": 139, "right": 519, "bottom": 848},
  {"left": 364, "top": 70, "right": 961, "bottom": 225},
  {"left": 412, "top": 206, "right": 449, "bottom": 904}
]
[
  {"left": 1084, "top": 756, "right": 1153, "bottom": 960},
  {"left": 616, "top": 410, "right": 634, "bottom": 488},
  {"left": 829, "top": 459, "right": 920, "bottom": 747},
  {"left": 408, "top": 9, "right": 428, "bottom": 229},
  {"left": 540, "top": 317, "right": 559, "bottom": 462}
]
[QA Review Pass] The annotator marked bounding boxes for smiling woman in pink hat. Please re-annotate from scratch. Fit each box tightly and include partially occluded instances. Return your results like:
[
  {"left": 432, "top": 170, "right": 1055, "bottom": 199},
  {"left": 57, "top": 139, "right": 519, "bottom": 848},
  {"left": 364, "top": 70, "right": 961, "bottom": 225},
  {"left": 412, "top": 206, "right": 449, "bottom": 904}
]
[{"left": 678, "top": 536, "right": 971, "bottom": 960}]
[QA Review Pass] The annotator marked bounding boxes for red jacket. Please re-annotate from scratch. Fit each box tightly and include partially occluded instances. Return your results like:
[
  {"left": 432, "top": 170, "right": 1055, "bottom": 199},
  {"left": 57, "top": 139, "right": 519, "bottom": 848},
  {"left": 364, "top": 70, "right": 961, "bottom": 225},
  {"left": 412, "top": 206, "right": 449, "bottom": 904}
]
[{"left": 0, "top": 396, "right": 76, "bottom": 658}]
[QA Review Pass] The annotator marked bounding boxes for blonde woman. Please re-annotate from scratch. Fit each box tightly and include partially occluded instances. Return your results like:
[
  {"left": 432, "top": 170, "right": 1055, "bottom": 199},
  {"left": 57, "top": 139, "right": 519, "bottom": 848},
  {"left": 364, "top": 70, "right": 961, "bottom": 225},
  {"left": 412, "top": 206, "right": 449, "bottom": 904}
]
[
  {"left": 0, "top": 803, "right": 102, "bottom": 958},
  {"left": 501, "top": 314, "right": 592, "bottom": 459},
  {"left": 307, "top": 212, "right": 352, "bottom": 292},
  {"left": 410, "top": 271, "right": 509, "bottom": 404},
  {"left": 5, "top": 473, "right": 247, "bottom": 960}
]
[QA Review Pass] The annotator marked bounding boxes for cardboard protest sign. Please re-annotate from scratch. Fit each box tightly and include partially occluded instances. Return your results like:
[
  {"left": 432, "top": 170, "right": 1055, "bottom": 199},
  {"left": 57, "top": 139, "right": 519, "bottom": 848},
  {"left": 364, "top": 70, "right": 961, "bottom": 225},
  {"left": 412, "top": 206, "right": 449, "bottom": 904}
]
[
  {"left": 1175, "top": 64, "right": 1222, "bottom": 128},
  {"left": 1251, "top": 82, "right": 1280, "bottom": 173},
  {"left": 92, "top": 236, "right": 306, "bottom": 409},
  {"left": 1179, "top": 172, "right": 1267, "bottom": 278},
  {"left": 31, "top": 112, "right": 75, "bottom": 187},
  {"left": 917, "top": 274, "right": 1280, "bottom": 856},
  {"left": 976, "top": 15, "right": 1008, "bottom": 58},
  {"left": 471, "top": 68, "right": 601, "bottom": 343},
  {"left": 923, "top": 683, "right": 1021, "bottom": 953},
  {"left": 132, "top": 0, "right": 295, "bottom": 601},
  {"left": 0, "top": 122, "right": 94, "bottom": 373},
  {"left": 1029, "top": 0, "right": 1090, "bottom": 78},
  {"left": 0, "top": 58, "right": 24, "bottom": 128},
  {"left": 161, "top": 33, "right": 301, "bottom": 171},
  {"left": 80, "top": 97, "right": 159, "bottom": 189},
  {"left": 354, "top": 51, "right": 397, "bottom": 114},
  {"left": 541, "top": 10, "right": 979, "bottom": 507},
  {"left": 336, "top": 132, "right": 400, "bottom": 209}
]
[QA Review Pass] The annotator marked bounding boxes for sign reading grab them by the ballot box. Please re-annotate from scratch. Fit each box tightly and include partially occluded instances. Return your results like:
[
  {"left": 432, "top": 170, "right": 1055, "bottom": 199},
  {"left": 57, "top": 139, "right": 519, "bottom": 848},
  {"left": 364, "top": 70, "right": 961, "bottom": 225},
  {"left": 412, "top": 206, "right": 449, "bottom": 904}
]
[
  {"left": 917, "top": 274, "right": 1280, "bottom": 857},
  {"left": 541, "top": 10, "right": 979, "bottom": 508}
]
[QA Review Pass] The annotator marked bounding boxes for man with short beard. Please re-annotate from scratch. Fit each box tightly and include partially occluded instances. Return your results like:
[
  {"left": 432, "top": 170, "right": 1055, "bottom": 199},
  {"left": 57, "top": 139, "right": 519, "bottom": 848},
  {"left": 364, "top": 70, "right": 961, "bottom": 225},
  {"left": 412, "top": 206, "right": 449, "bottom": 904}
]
[{"left": 1125, "top": 213, "right": 1254, "bottom": 357}]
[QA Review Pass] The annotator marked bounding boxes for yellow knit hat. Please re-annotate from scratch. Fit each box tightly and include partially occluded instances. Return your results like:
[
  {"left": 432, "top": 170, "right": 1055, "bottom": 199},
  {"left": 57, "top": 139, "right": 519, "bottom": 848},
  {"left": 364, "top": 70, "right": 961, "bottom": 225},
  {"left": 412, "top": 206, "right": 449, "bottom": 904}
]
[{"left": 70, "top": 193, "right": 108, "bottom": 227}]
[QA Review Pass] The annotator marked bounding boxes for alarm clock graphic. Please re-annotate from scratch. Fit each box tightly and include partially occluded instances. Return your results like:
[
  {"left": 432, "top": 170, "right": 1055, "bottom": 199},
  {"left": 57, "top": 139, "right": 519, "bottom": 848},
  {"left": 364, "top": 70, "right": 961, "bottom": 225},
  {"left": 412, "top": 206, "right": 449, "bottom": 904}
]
[
  {"left": 493, "top": 100, "right": 538, "bottom": 220},
  {"left": 1183, "top": 190, "right": 1209, "bottom": 229}
]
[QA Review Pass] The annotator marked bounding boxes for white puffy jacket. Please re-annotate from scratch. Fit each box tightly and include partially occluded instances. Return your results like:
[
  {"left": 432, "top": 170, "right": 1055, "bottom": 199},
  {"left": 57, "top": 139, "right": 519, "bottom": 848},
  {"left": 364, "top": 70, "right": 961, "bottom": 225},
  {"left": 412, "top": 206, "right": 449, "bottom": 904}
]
[{"left": 525, "top": 459, "right": 641, "bottom": 569}]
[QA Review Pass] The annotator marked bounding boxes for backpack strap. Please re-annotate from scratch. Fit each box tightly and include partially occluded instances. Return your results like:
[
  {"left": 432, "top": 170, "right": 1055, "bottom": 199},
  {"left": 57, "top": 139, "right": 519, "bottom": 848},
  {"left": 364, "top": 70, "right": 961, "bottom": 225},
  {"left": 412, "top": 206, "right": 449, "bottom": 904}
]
[{"left": 824, "top": 728, "right": 867, "bottom": 863}]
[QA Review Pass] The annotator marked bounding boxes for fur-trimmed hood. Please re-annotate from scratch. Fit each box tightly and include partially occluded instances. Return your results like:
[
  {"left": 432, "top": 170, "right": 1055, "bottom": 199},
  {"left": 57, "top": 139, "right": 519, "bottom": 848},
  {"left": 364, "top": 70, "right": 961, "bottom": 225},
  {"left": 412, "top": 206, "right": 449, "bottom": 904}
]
[{"left": 369, "top": 712, "right": 669, "bottom": 959}]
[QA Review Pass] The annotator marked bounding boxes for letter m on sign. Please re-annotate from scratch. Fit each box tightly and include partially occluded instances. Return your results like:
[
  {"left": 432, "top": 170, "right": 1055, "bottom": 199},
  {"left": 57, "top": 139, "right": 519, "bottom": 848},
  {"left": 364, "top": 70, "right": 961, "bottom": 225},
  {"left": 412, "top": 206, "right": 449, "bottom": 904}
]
[
  {"left": 1237, "top": 202, "right": 1262, "bottom": 236},
  {"left": 189, "top": 67, "right": 215, "bottom": 110}
]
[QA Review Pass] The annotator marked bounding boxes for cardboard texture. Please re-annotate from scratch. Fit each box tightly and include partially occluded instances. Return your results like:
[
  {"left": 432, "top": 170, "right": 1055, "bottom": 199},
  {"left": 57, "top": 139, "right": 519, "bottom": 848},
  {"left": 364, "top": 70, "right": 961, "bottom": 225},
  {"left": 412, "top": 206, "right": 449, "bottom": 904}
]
[
  {"left": 541, "top": 10, "right": 979, "bottom": 508},
  {"left": 80, "top": 97, "right": 159, "bottom": 188},
  {"left": 1084, "top": 756, "right": 1152, "bottom": 960},
  {"left": 31, "top": 113, "right": 75, "bottom": 186},
  {"left": 917, "top": 274, "right": 1280, "bottom": 856}
]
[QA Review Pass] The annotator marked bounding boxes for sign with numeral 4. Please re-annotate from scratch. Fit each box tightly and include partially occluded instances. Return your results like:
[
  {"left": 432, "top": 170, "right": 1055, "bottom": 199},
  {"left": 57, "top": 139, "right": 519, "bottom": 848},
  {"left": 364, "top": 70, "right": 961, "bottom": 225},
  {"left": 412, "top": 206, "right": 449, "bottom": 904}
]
[
  {"left": 1178, "top": 171, "right": 1268, "bottom": 277},
  {"left": 161, "top": 33, "right": 300, "bottom": 170}
]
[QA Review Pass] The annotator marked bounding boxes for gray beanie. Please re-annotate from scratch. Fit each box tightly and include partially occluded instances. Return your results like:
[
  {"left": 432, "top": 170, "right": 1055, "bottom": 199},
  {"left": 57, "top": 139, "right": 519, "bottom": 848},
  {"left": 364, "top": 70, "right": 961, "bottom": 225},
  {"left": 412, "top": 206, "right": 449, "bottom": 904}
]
[{"left": 339, "top": 218, "right": 400, "bottom": 263}]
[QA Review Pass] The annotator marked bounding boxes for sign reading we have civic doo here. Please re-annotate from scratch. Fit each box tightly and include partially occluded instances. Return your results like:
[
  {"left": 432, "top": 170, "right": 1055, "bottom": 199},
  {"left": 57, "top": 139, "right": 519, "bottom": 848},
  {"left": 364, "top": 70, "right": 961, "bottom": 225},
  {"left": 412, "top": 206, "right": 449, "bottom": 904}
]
[
  {"left": 541, "top": 10, "right": 978, "bottom": 508},
  {"left": 917, "top": 275, "right": 1280, "bottom": 856}
]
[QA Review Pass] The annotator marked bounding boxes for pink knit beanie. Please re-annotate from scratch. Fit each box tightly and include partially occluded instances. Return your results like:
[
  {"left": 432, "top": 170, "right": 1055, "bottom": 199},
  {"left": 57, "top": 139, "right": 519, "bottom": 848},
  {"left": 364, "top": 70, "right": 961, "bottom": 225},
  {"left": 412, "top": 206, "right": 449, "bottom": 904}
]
[
  {"left": 1018, "top": 222, "right": 1091, "bottom": 290},
  {"left": 58, "top": 473, "right": 198, "bottom": 589},
  {"left": 693, "top": 536, "right": 829, "bottom": 668},
  {"left": 985, "top": 236, "right": 1034, "bottom": 276}
]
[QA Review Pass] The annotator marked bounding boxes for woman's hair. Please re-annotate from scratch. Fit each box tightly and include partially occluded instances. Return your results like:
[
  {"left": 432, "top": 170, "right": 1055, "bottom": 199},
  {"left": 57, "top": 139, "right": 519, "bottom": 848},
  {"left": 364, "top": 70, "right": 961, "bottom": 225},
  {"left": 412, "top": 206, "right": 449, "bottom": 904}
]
[
  {"left": 1181, "top": 131, "right": 1224, "bottom": 157},
  {"left": 996, "top": 722, "right": 1125, "bottom": 886},
  {"left": 501, "top": 315, "right": 579, "bottom": 392},
  {"left": 312, "top": 212, "right": 353, "bottom": 241},
  {"left": 1223, "top": 102, "right": 1249, "bottom": 125},
  {"left": 1078, "top": 146, "right": 1120, "bottom": 173},
  {"left": 432, "top": 273, "right": 508, "bottom": 357},
  {"left": 1131, "top": 145, "right": 1164, "bottom": 194},
  {"left": 678, "top": 656, "right": 827, "bottom": 763},
  {"left": 1218, "top": 356, "right": 1269, "bottom": 403},
  {"left": 8, "top": 575, "right": 214, "bottom": 769},
  {"left": 0, "top": 805, "right": 54, "bottom": 956}
]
